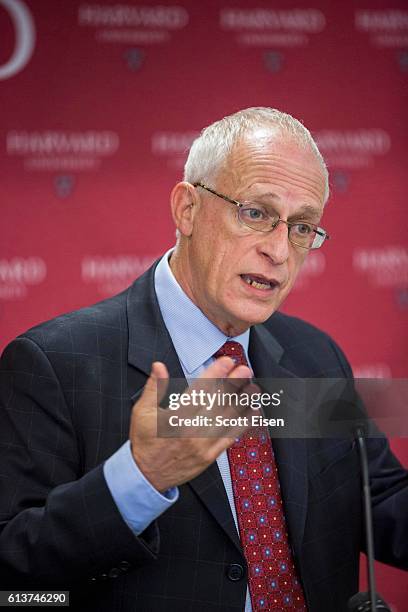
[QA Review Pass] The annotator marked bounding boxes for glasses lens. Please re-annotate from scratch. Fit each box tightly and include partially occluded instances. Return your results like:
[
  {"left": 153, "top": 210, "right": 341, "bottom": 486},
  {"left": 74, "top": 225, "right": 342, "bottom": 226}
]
[
  {"left": 238, "top": 203, "right": 327, "bottom": 250},
  {"left": 238, "top": 203, "right": 279, "bottom": 231},
  {"left": 288, "top": 223, "right": 316, "bottom": 249},
  {"left": 290, "top": 226, "right": 327, "bottom": 250}
]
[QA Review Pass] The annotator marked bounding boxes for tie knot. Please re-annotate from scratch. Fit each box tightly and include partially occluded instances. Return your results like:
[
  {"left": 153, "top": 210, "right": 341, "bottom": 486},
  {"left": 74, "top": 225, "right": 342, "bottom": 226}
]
[{"left": 213, "top": 341, "right": 248, "bottom": 367}]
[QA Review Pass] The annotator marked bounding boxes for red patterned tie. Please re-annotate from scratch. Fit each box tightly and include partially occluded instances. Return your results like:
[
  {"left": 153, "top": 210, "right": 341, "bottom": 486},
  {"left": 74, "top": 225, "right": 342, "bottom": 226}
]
[{"left": 214, "top": 341, "right": 307, "bottom": 611}]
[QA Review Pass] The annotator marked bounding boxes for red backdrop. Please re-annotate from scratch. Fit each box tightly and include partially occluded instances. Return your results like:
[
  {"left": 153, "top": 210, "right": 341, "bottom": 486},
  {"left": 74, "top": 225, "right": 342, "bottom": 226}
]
[{"left": 1, "top": 0, "right": 407, "bottom": 607}]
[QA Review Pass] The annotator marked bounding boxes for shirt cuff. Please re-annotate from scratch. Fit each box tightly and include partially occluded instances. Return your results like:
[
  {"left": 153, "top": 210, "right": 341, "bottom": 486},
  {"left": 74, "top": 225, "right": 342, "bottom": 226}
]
[{"left": 103, "top": 440, "right": 179, "bottom": 535}]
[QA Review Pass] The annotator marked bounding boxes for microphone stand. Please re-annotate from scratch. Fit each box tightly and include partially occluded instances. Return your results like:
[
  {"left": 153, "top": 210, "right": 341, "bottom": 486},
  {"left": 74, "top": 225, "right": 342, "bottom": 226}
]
[{"left": 348, "top": 427, "right": 391, "bottom": 612}]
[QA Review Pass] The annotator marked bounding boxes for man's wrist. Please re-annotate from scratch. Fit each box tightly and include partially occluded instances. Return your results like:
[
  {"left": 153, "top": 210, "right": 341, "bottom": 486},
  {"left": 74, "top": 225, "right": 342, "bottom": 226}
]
[{"left": 104, "top": 441, "right": 179, "bottom": 535}]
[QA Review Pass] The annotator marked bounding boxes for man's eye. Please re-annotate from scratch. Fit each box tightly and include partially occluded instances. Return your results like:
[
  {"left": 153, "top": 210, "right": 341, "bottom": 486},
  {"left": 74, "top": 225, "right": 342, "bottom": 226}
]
[
  {"left": 294, "top": 223, "right": 313, "bottom": 235},
  {"left": 242, "top": 207, "right": 267, "bottom": 221}
]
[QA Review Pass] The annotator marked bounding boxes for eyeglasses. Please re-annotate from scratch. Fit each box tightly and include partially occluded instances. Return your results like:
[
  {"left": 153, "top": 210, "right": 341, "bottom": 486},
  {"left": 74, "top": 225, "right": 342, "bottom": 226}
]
[{"left": 193, "top": 182, "right": 330, "bottom": 250}]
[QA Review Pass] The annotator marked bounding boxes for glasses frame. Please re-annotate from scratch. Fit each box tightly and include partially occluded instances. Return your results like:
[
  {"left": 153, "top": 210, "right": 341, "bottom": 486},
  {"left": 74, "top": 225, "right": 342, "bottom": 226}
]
[{"left": 193, "top": 182, "right": 330, "bottom": 250}]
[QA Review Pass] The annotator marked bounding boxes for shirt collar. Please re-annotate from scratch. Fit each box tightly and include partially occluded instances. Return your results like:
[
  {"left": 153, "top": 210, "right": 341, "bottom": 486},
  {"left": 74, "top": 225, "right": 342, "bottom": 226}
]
[{"left": 154, "top": 248, "right": 249, "bottom": 375}]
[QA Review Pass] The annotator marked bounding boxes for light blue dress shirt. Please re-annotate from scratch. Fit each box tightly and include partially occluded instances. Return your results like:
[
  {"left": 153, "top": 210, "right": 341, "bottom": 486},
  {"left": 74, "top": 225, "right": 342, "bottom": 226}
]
[{"left": 104, "top": 248, "right": 253, "bottom": 611}]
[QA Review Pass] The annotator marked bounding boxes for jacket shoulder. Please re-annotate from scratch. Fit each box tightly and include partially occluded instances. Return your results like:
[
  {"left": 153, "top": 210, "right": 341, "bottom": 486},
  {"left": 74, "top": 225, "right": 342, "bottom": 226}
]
[{"left": 16, "top": 290, "right": 129, "bottom": 353}]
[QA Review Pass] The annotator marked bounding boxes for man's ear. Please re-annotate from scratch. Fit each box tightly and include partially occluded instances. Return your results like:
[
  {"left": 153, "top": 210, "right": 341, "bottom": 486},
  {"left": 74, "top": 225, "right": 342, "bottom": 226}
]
[{"left": 170, "top": 182, "right": 198, "bottom": 237}]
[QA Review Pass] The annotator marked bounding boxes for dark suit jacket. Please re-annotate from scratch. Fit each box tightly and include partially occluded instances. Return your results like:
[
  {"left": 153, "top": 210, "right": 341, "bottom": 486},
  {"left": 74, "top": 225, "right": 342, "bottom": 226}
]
[{"left": 0, "top": 263, "right": 407, "bottom": 611}]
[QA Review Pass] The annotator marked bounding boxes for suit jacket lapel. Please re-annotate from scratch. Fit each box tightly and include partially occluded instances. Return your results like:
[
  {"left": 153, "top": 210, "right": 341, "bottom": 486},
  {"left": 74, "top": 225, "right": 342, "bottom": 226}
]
[
  {"left": 127, "top": 264, "right": 185, "bottom": 379},
  {"left": 126, "top": 264, "right": 243, "bottom": 554},
  {"left": 249, "top": 324, "right": 309, "bottom": 557}
]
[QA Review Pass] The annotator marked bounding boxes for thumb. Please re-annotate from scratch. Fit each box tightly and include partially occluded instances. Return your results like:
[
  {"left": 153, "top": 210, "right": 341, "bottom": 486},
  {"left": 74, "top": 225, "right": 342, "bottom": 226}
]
[{"left": 142, "top": 361, "right": 169, "bottom": 406}]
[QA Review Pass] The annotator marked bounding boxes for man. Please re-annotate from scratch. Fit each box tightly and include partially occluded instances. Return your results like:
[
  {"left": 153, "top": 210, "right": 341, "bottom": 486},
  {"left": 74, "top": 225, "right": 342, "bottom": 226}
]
[{"left": 0, "top": 108, "right": 407, "bottom": 612}]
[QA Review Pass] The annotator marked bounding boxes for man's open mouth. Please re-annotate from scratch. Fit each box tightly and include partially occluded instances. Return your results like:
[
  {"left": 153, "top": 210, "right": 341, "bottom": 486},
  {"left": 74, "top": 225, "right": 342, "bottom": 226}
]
[{"left": 240, "top": 274, "right": 279, "bottom": 291}]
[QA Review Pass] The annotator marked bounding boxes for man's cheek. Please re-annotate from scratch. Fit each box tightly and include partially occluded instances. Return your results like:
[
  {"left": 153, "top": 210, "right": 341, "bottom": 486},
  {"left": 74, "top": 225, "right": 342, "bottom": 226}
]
[{"left": 289, "top": 260, "right": 304, "bottom": 283}]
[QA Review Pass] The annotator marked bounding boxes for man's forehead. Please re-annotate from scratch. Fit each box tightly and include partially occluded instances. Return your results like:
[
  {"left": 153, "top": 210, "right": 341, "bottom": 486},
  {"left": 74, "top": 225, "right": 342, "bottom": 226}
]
[{"left": 218, "top": 139, "right": 326, "bottom": 204}]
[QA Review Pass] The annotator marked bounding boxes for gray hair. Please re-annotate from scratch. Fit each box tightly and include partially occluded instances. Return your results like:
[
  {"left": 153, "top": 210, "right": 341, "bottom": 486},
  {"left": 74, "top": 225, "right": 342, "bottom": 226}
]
[{"left": 183, "top": 107, "right": 329, "bottom": 203}]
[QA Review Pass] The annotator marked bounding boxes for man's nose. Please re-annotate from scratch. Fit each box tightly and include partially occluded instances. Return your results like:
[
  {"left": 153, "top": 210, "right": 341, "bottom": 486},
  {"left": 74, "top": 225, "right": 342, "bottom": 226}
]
[{"left": 258, "top": 220, "right": 290, "bottom": 264}]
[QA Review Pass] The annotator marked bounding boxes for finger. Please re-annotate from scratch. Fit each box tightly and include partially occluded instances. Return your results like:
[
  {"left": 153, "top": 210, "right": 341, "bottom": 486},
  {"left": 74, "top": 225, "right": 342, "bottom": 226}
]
[
  {"left": 215, "top": 383, "right": 260, "bottom": 428},
  {"left": 227, "top": 364, "right": 253, "bottom": 380},
  {"left": 142, "top": 361, "right": 169, "bottom": 406},
  {"left": 182, "top": 359, "right": 254, "bottom": 415},
  {"left": 222, "top": 365, "right": 254, "bottom": 396},
  {"left": 199, "top": 356, "right": 238, "bottom": 379},
  {"left": 183, "top": 357, "right": 238, "bottom": 408},
  {"left": 192, "top": 357, "right": 252, "bottom": 397}
]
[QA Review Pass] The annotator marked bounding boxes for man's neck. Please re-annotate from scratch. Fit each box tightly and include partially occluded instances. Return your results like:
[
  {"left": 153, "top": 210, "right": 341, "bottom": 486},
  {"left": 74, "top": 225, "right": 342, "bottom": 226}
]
[{"left": 169, "top": 248, "right": 250, "bottom": 338}]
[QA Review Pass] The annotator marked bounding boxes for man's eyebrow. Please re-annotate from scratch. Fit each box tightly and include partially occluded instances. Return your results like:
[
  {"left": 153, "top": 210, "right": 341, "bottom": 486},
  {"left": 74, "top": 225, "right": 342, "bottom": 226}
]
[
  {"left": 251, "top": 193, "right": 321, "bottom": 220},
  {"left": 291, "top": 204, "right": 322, "bottom": 220},
  {"left": 251, "top": 192, "right": 279, "bottom": 201}
]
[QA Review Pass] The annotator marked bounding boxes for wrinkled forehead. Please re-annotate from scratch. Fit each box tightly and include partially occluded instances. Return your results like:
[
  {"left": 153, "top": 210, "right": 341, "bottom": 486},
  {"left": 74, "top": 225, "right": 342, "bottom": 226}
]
[{"left": 216, "top": 134, "right": 327, "bottom": 203}]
